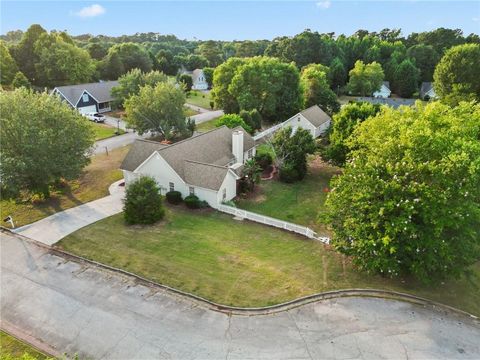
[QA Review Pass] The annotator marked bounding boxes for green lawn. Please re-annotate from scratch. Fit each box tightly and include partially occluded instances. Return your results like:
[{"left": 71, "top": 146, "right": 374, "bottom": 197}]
[
  {"left": 236, "top": 156, "right": 339, "bottom": 236},
  {"left": 184, "top": 107, "right": 199, "bottom": 117},
  {"left": 186, "top": 90, "right": 213, "bottom": 109},
  {"left": 0, "top": 146, "right": 129, "bottom": 228},
  {"left": 90, "top": 122, "right": 125, "bottom": 141},
  {"left": 58, "top": 207, "right": 480, "bottom": 315},
  {"left": 0, "top": 331, "right": 51, "bottom": 360},
  {"left": 196, "top": 117, "right": 222, "bottom": 132}
]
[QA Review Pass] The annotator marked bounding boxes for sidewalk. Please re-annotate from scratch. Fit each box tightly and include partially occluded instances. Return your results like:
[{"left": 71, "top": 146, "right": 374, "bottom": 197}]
[{"left": 14, "top": 180, "right": 125, "bottom": 245}]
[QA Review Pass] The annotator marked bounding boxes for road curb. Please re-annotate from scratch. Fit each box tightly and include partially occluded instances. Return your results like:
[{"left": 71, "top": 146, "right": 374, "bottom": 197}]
[{"left": 2, "top": 228, "right": 479, "bottom": 320}]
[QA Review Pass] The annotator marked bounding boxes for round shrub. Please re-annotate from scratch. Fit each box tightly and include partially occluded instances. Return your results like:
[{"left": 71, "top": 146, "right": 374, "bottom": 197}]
[
  {"left": 254, "top": 152, "right": 273, "bottom": 170},
  {"left": 166, "top": 190, "right": 182, "bottom": 204},
  {"left": 279, "top": 164, "right": 300, "bottom": 183},
  {"left": 124, "top": 176, "right": 164, "bottom": 225},
  {"left": 184, "top": 194, "right": 200, "bottom": 209}
]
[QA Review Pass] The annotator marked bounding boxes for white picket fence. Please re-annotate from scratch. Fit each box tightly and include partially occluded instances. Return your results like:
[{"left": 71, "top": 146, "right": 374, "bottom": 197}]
[
  {"left": 253, "top": 120, "right": 289, "bottom": 141},
  {"left": 217, "top": 204, "right": 330, "bottom": 244}
]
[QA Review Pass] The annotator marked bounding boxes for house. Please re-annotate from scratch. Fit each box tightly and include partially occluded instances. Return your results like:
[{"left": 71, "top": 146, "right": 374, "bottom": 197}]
[
  {"left": 51, "top": 81, "right": 119, "bottom": 114},
  {"left": 120, "top": 126, "right": 256, "bottom": 208},
  {"left": 356, "top": 97, "right": 416, "bottom": 109},
  {"left": 180, "top": 68, "right": 209, "bottom": 90},
  {"left": 373, "top": 81, "right": 391, "bottom": 98},
  {"left": 420, "top": 82, "right": 438, "bottom": 100}
]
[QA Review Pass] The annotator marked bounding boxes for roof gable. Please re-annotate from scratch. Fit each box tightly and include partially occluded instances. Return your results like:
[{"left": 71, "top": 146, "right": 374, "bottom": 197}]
[
  {"left": 299, "top": 105, "right": 332, "bottom": 127},
  {"left": 53, "top": 81, "right": 119, "bottom": 106}
]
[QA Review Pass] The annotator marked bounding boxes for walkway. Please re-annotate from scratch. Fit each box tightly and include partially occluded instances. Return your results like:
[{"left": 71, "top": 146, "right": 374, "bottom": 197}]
[
  {"left": 13, "top": 181, "right": 125, "bottom": 245},
  {"left": 1, "top": 232, "right": 479, "bottom": 359}
]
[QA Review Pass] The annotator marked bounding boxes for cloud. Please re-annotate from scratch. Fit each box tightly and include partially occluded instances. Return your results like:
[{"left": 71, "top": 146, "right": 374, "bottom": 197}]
[
  {"left": 74, "top": 4, "right": 106, "bottom": 18},
  {"left": 316, "top": 0, "right": 331, "bottom": 9},
  {"left": 473, "top": 17, "right": 479, "bottom": 22}
]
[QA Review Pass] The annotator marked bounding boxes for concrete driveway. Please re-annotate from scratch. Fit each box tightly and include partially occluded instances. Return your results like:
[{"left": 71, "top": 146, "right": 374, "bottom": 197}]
[{"left": 1, "top": 232, "right": 479, "bottom": 360}]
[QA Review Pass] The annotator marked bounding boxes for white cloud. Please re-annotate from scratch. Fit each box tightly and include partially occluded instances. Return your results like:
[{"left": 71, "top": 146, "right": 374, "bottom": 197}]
[
  {"left": 316, "top": 1, "right": 331, "bottom": 9},
  {"left": 473, "top": 17, "right": 479, "bottom": 22},
  {"left": 74, "top": 4, "right": 106, "bottom": 18}
]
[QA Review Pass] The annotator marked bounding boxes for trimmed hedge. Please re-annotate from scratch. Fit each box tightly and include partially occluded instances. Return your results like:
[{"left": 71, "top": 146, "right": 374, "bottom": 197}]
[
  {"left": 184, "top": 194, "right": 200, "bottom": 209},
  {"left": 166, "top": 190, "right": 182, "bottom": 204},
  {"left": 124, "top": 177, "right": 164, "bottom": 225}
]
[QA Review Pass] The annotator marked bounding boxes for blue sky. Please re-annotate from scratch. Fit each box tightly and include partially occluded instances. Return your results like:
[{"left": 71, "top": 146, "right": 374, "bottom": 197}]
[{"left": 1, "top": 1, "right": 479, "bottom": 40}]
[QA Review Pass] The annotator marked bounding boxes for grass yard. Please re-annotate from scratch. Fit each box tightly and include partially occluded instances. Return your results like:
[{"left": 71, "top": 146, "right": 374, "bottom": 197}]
[
  {"left": 196, "top": 117, "right": 222, "bottom": 132},
  {"left": 0, "top": 331, "right": 51, "bottom": 360},
  {"left": 90, "top": 122, "right": 125, "bottom": 141},
  {"left": 184, "top": 106, "right": 199, "bottom": 117},
  {"left": 186, "top": 90, "right": 213, "bottom": 110},
  {"left": 236, "top": 156, "right": 339, "bottom": 236},
  {"left": 0, "top": 146, "right": 129, "bottom": 228},
  {"left": 57, "top": 207, "right": 480, "bottom": 315}
]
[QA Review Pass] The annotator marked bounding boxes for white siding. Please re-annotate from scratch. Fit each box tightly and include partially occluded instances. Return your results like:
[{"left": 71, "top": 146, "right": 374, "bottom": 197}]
[
  {"left": 314, "top": 119, "right": 331, "bottom": 137},
  {"left": 243, "top": 146, "right": 256, "bottom": 162},
  {"left": 283, "top": 114, "right": 317, "bottom": 138},
  {"left": 217, "top": 171, "right": 238, "bottom": 204}
]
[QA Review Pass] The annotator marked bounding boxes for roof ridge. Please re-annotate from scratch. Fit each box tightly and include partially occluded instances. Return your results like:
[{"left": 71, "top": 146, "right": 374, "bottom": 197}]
[
  {"left": 157, "top": 126, "right": 228, "bottom": 152},
  {"left": 184, "top": 159, "right": 229, "bottom": 170},
  {"left": 55, "top": 81, "right": 118, "bottom": 89},
  {"left": 135, "top": 138, "right": 169, "bottom": 146}
]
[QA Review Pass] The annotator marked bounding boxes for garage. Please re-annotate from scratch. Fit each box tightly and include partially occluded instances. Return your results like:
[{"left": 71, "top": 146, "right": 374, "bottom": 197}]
[{"left": 78, "top": 105, "right": 97, "bottom": 114}]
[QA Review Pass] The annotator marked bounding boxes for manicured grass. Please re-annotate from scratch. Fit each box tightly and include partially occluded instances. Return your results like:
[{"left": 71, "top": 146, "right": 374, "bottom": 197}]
[
  {"left": 184, "top": 107, "right": 199, "bottom": 117},
  {"left": 90, "top": 122, "right": 125, "bottom": 141},
  {"left": 236, "top": 156, "right": 339, "bottom": 236},
  {"left": 57, "top": 207, "right": 480, "bottom": 315},
  {"left": 196, "top": 117, "right": 221, "bottom": 132},
  {"left": 0, "top": 146, "right": 129, "bottom": 228},
  {"left": 186, "top": 90, "right": 213, "bottom": 109},
  {"left": 0, "top": 331, "right": 50, "bottom": 360}
]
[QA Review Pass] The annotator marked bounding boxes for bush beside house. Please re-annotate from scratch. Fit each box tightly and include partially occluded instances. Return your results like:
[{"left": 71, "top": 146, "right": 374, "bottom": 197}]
[{"left": 124, "top": 177, "right": 165, "bottom": 225}]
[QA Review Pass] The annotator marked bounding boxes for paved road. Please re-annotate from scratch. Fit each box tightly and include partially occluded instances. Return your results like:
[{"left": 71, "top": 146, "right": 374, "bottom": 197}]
[
  {"left": 13, "top": 181, "right": 124, "bottom": 245},
  {"left": 1, "top": 232, "right": 479, "bottom": 360}
]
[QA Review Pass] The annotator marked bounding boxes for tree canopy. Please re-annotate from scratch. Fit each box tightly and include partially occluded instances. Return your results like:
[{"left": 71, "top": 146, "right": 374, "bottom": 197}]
[
  {"left": 215, "top": 114, "right": 253, "bottom": 134},
  {"left": 0, "top": 41, "right": 18, "bottom": 85},
  {"left": 124, "top": 176, "right": 165, "bottom": 225},
  {"left": 211, "top": 57, "right": 246, "bottom": 113},
  {"left": 324, "top": 102, "right": 480, "bottom": 282},
  {"left": 102, "top": 42, "right": 153, "bottom": 79},
  {"left": 11, "top": 71, "right": 31, "bottom": 89},
  {"left": 393, "top": 59, "right": 420, "bottom": 98},
  {"left": 347, "top": 60, "right": 384, "bottom": 96},
  {"left": 0, "top": 89, "right": 94, "bottom": 197},
  {"left": 300, "top": 64, "right": 340, "bottom": 115}
]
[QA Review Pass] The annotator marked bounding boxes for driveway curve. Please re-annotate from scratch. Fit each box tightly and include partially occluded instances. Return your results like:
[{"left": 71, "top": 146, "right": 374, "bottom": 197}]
[{"left": 1, "top": 232, "right": 479, "bottom": 360}]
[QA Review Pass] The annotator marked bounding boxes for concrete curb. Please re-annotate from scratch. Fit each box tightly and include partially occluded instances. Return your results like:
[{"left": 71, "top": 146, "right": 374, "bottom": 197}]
[{"left": 2, "top": 228, "right": 478, "bottom": 321}]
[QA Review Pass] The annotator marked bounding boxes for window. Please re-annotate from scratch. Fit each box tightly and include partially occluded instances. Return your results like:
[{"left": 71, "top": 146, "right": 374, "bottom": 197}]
[
  {"left": 82, "top": 93, "right": 89, "bottom": 102},
  {"left": 169, "top": 182, "right": 174, "bottom": 192},
  {"left": 98, "top": 102, "right": 110, "bottom": 110},
  {"left": 189, "top": 187, "right": 195, "bottom": 195},
  {"left": 248, "top": 149, "right": 253, "bottom": 159},
  {"left": 222, "top": 188, "right": 226, "bottom": 201}
]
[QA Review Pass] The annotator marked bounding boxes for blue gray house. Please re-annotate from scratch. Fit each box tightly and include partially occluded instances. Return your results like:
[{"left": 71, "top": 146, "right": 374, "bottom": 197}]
[{"left": 51, "top": 81, "right": 119, "bottom": 114}]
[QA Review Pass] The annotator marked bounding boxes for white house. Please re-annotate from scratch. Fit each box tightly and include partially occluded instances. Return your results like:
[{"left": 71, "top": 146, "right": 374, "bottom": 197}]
[
  {"left": 373, "top": 81, "right": 391, "bottom": 98},
  {"left": 51, "top": 81, "right": 119, "bottom": 114},
  {"left": 180, "top": 68, "right": 209, "bottom": 90},
  {"left": 420, "top": 82, "right": 438, "bottom": 100},
  {"left": 254, "top": 105, "right": 332, "bottom": 141},
  {"left": 120, "top": 126, "right": 256, "bottom": 208}
]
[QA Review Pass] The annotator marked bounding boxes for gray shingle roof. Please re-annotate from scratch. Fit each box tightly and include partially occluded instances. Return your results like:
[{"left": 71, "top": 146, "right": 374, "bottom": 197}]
[
  {"left": 300, "top": 105, "right": 332, "bottom": 127},
  {"left": 53, "top": 81, "right": 119, "bottom": 106},
  {"left": 121, "top": 126, "right": 255, "bottom": 190},
  {"left": 356, "top": 97, "right": 416, "bottom": 109}
]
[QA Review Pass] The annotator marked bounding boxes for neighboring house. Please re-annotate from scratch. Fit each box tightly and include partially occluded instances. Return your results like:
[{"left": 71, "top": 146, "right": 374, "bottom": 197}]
[
  {"left": 356, "top": 97, "right": 416, "bottom": 109},
  {"left": 51, "top": 81, "right": 119, "bottom": 114},
  {"left": 373, "top": 81, "right": 391, "bottom": 98},
  {"left": 180, "top": 68, "right": 209, "bottom": 90},
  {"left": 121, "top": 126, "right": 256, "bottom": 208},
  {"left": 254, "top": 105, "right": 332, "bottom": 141},
  {"left": 420, "top": 82, "right": 438, "bottom": 100}
]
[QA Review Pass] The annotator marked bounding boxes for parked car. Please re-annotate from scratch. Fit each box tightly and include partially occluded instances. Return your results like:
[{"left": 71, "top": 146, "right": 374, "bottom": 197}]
[{"left": 84, "top": 112, "right": 106, "bottom": 123}]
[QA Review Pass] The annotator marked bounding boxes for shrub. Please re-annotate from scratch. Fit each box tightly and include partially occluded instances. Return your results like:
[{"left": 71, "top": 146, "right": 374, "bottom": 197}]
[
  {"left": 199, "top": 200, "right": 209, "bottom": 208},
  {"left": 254, "top": 152, "right": 273, "bottom": 170},
  {"left": 184, "top": 194, "right": 200, "bottom": 209},
  {"left": 279, "top": 164, "right": 300, "bottom": 183},
  {"left": 166, "top": 190, "right": 182, "bottom": 204},
  {"left": 215, "top": 114, "right": 253, "bottom": 134},
  {"left": 124, "top": 177, "right": 164, "bottom": 225}
]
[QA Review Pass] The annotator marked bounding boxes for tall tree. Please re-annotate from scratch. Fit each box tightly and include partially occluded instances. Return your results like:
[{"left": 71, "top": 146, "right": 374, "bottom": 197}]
[
  {"left": 393, "top": 59, "right": 420, "bottom": 98},
  {"left": 124, "top": 82, "right": 187, "bottom": 139},
  {"left": 329, "top": 57, "right": 347, "bottom": 90},
  {"left": 197, "top": 40, "right": 223, "bottom": 67},
  {"left": 0, "top": 41, "right": 18, "bottom": 85},
  {"left": 433, "top": 43, "right": 480, "bottom": 105},
  {"left": 324, "top": 102, "right": 480, "bottom": 282},
  {"left": 103, "top": 42, "right": 153, "bottom": 79},
  {"left": 347, "top": 60, "right": 384, "bottom": 96},
  {"left": 11, "top": 71, "right": 31, "bottom": 89},
  {"left": 0, "top": 88, "right": 94, "bottom": 197},
  {"left": 211, "top": 57, "right": 246, "bottom": 113},
  {"left": 202, "top": 67, "right": 214, "bottom": 88},
  {"left": 406, "top": 44, "right": 439, "bottom": 82},
  {"left": 300, "top": 64, "right": 340, "bottom": 114},
  {"left": 11, "top": 24, "right": 46, "bottom": 83}
]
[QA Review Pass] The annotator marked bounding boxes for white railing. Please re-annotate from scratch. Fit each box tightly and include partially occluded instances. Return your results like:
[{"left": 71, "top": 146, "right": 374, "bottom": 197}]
[
  {"left": 253, "top": 120, "right": 289, "bottom": 141},
  {"left": 217, "top": 204, "right": 330, "bottom": 244}
]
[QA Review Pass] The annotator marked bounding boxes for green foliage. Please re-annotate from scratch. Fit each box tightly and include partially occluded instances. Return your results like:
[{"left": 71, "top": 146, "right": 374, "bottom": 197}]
[
  {"left": 11, "top": 24, "right": 46, "bottom": 83},
  {"left": 254, "top": 152, "right": 273, "bottom": 170},
  {"left": 124, "top": 177, "right": 164, "bottom": 225},
  {"left": 179, "top": 74, "right": 193, "bottom": 92},
  {"left": 202, "top": 67, "right": 214, "bottom": 88},
  {"left": 323, "top": 102, "right": 381, "bottom": 166},
  {"left": 184, "top": 194, "right": 200, "bottom": 209},
  {"left": 347, "top": 60, "right": 384, "bottom": 96},
  {"left": 329, "top": 57, "right": 347, "bottom": 89},
  {"left": 102, "top": 42, "right": 153, "bottom": 79},
  {"left": 433, "top": 43, "right": 480, "bottom": 105},
  {"left": 407, "top": 44, "right": 439, "bottom": 82},
  {"left": 271, "top": 127, "right": 316, "bottom": 182},
  {"left": 0, "top": 89, "right": 94, "bottom": 197},
  {"left": 11, "top": 71, "right": 31, "bottom": 89},
  {"left": 301, "top": 64, "right": 340, "bottom": 114},
  {"left": 112, "top": 69, "right": 168, "bottom": 107},
  {"left": 179, "top": 54, "right": 208, "bottom": 71},
  {"left": 215, "top": 114, "right": 253, "bottom": 134},
  {"left": 242, "top": 159, "right": 262, "bottom": 190},
  {"left": 239, "top": 109, "right": 262, "bottom": 131},
  {"left": 279, "top": 163, "right": 300, "bottom": 183},
  {"left": 229, "top": 56, "right": 302, "bottom": 122},
  {"left": 156, "top": 49, "right": 178, "bottom": 75},
  {"left": 197, "top": 40, "right": 223, "bottom": 67},
  {"left": 124, "top": 82, "right": 187, "bottom": 138},
  {"left": 166, "top": 190, "right": 183, "bottom": 205},
  {"left": 324, "top": 102, "right": 480, "bottom": 282},
  {"left": 0, "top": 41, "right": 18, "bottom": 85},
  {"left": 211, "top": 57, "right": 247, "bottom": 113},
  {"left": 393, "top": 59, "right": 420, "bottom": 98}
]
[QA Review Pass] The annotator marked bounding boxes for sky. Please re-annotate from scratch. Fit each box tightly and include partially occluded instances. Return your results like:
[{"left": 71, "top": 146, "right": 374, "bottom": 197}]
[{"left": 1, "top": 1, "right": 479, "bottom": 40}]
